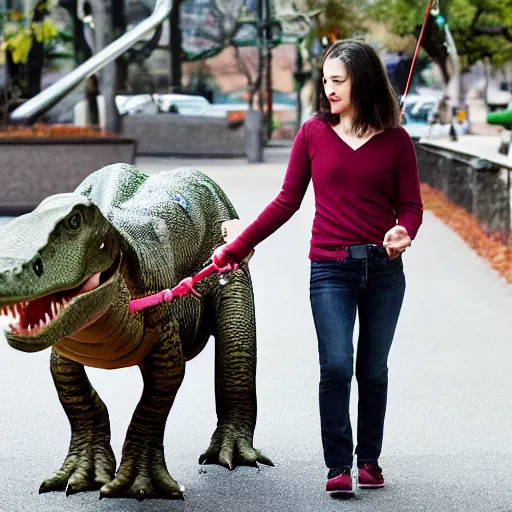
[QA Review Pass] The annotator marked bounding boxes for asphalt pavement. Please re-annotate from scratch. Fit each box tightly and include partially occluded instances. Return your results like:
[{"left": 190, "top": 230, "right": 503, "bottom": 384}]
[{"left": 1, "top": 148, "right": 512, "bottom": 512}]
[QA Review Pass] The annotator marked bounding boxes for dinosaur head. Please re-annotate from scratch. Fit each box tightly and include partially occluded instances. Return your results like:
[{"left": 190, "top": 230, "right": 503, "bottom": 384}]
[{"left": 0, "top": 193, "right": 122, "bottom": 352}]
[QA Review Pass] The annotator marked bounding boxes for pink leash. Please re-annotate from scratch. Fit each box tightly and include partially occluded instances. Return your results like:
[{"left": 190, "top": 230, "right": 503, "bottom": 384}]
[{"left": 128, "top": 261, "right": 239, "bottom": 314}]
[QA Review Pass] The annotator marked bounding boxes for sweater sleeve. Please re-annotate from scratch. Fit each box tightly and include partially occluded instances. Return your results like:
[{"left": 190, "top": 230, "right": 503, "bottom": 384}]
[
  {"left": 225, "top": 123, "right": 312, "bottom": 261},
  {"left": 395, "top": 129, "right": 423, "bottom": 240}
]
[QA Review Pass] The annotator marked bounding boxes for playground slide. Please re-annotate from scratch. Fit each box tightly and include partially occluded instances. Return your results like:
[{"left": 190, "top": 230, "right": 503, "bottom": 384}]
[{"left": 10, "top": 0, "right": 172, "bottom": 124}]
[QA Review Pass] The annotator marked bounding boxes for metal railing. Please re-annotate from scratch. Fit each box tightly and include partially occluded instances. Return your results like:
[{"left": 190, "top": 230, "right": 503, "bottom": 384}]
[{"left": 9, "top": 0, "right": 172, "bottom": 124}]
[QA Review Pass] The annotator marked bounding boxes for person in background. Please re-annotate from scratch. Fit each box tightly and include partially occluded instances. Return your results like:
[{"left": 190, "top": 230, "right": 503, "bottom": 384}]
[{"left": 212, "top": 39, "right": 423, "bottom": 497}]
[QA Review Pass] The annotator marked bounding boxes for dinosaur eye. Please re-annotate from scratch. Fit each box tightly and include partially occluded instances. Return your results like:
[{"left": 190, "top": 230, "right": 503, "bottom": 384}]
[
  {"left": 33, "top": 257, "right": 44, "bottom": 277},
  {"left": 66, "top": 211, "right": 82, "bottom": 231}
]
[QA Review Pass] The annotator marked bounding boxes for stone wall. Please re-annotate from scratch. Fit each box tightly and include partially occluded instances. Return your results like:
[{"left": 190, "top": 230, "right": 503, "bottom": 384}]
[
  {"left": 0, "top": 138, "right": 136, "bottom": 215},
  {"left": 415, "top": 142, "right": 511, "bottom": 237},
  {"left": 122, "top": 114, "right": 246, "bottom": 157}
]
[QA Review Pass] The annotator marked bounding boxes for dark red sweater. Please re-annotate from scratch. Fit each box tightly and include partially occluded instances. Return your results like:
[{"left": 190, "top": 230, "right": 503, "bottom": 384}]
[{"left": 229, "top": 117, "right": 423, "bottom": 261}]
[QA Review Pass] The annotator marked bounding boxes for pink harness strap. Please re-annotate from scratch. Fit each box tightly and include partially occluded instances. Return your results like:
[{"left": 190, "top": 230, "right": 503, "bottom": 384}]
[{"left": 128, "top": 262, "right": 239, "bottom": 314}]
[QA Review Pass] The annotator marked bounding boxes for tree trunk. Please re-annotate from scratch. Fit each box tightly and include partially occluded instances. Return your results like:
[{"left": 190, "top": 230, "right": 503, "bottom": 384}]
[
  {"left": 444, "top": 24, "right": 461, "bottom": 108},
  {"left": 169, "top": 0, "right": 182, "bottom": 92},
  {"left": 483, "top": 56, "right": 491, "bottom": 113},
  {"left": 6, "top": 0, "right": 48, "bottom": 99}
]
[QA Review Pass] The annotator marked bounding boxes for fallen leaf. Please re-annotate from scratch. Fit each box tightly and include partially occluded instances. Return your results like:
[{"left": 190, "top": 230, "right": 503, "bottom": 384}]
[{"left": 422, "top": 183, "right": 512, "bottom": 283}]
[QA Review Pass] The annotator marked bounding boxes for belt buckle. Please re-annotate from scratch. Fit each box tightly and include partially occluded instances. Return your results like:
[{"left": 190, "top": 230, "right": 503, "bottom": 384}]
[{"left": 348, "top": 244, "right": 379, "bottom": 260}]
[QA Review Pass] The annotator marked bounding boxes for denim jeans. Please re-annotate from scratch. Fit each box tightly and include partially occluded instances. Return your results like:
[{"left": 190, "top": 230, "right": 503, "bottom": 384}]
[{"left": 309, "top": 250, "right": 406, "bottom": 469}]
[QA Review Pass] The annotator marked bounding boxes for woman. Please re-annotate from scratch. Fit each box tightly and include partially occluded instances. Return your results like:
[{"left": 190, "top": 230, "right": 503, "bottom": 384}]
[{"left": 212, "top": 39, "right": 423, "bottom": 496}]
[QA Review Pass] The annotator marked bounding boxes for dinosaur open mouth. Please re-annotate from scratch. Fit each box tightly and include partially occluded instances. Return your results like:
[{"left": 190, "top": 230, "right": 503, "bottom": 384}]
[{"left": 0, "top": 254, "right": 121, "bottom": 336}]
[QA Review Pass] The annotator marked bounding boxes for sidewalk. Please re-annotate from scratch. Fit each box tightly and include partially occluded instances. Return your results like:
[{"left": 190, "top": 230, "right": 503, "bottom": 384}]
[
  {"left": 1, "top": 148, "right": 512, "bottom": 511},
  {"left": 419, "top": 133, "right": 511, "bottom": 167}
]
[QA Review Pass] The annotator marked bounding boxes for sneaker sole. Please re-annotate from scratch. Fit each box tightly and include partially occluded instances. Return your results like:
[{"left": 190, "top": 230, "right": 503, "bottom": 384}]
[
  {"left": 358, "top": 483, "right": 384, "bottom": 488},
  {"left": 327, "top": 490, "right": 354, "bottom": 496}
]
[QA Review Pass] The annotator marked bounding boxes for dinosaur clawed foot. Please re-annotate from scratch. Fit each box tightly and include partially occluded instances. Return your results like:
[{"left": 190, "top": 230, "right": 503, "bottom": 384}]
[
  {"left": 99, "top": 455, "right": 184, "bottom": 501},
  {"left": 39, "top": 441, "right": 116, "bottom": 495},
  {"left": 199, "top": 424, "right": 273, "bottom": 470}
]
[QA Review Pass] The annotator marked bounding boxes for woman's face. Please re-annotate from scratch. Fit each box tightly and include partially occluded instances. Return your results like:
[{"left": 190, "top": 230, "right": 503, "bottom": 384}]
[{"left": 322, "top": 58, "right": 352, "bottom": 117}]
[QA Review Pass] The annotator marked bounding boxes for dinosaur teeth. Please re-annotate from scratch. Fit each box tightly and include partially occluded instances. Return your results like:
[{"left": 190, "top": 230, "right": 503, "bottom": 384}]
[
  {"left": 2, "top": 294, "right": 77, "bottom": 336},
  {"left": 0, "top": 305, "right": 18, "bottom": 322}
]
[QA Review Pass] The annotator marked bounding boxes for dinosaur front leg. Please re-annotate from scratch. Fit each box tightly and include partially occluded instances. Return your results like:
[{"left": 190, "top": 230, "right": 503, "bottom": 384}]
[
  {"left": 39, "top": 348, "right": 116, "bottom": 495},
  {"left": 200, "top": 270, "right": 273, "bottom": 469},
  {"left": 99, "top": 327, "right": 185, "bottom": 500}
]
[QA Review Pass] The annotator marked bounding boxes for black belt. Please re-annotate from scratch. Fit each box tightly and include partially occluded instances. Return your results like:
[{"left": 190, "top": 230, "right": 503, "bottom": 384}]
[{"left": 346, "top": 244, "right": 386, "bottom": 260}]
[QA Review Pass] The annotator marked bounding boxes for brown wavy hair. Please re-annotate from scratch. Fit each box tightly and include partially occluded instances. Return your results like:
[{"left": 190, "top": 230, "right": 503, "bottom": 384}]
[{"left": 316, "top": 39, "right": 400, "bottom": 134}]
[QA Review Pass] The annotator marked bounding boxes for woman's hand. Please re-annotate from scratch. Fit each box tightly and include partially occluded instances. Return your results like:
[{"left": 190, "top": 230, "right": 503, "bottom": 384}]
[
  {"left": 212, "top": 244, "right": 238, "bottom": 268},
  {"left": 212, "top": 220, "right": 254, "bottom": 269},
  {"left": 383, "top": 225, "right": 411, "bottom": 260},
  {"left": 212, "top": 242, "right": 254, "bottom": 269}
]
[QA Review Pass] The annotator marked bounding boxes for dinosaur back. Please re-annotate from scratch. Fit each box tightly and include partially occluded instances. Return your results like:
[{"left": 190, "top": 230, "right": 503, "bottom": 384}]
[{"left": 75, "top": 164, "right": 238, "bottom": 294}]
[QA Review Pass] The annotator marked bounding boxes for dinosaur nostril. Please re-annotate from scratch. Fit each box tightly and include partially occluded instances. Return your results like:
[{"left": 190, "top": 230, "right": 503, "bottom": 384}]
[{"left": 33, "top": 257, "right": 44, "bottom": 277}]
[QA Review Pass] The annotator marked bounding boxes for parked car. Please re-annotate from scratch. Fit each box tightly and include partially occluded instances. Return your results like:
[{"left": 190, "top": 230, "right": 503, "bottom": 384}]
[
  {"left": 404, "top": 94, "right": 442, "bottom": 123},
  {"left": 115, "top": 93, "right": 215, "bottom": 116},
  {"left": 114, "top": 93, "right": 294, "bottom": 125},
  {"left": 156, "top": 94, "right": 214, "bottom": 115},
  {"left": 486, "top": 81, "right": 512, "bottom": 112}
]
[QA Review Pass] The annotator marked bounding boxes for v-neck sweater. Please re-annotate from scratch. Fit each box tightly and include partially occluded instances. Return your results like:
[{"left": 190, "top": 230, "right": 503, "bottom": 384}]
[{"left": 229, "top": 116, "right": 423, "bottom": 261}]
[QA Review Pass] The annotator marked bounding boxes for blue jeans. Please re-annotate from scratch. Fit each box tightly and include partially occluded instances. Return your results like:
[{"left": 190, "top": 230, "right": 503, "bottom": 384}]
[{"left": 309, "top": 251, "right": 406, "bottom": 469}]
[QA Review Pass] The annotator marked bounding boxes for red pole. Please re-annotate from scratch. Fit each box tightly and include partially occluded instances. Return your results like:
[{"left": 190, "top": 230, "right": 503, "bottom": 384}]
[{"left": 400, "top": 0, "right": 434, "bottom": 118}]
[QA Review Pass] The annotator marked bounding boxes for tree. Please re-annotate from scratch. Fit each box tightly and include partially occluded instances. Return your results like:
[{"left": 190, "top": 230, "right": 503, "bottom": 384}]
[
  {"left": 292, "top": 0, "right": 370, "bottom": 112},
  {"left": 368, "top": 0, "right": 512, "bottom": 72},
  {"left": 0, "top": 1, "right": 61, "bottom": 99}
]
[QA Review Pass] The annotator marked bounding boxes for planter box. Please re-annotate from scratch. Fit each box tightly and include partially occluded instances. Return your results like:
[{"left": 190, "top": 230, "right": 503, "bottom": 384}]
[
  {"left": 122, "top": 114, "right": 246, "bottom": 157},
  {"left": 0, "top": 136, "right": 136, "bottom": 215}
]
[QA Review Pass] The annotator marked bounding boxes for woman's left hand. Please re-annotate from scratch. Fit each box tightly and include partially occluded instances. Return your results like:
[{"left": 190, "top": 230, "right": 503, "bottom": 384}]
[{"left": 383, "top": 225, "right": 411, "bottom": 259}]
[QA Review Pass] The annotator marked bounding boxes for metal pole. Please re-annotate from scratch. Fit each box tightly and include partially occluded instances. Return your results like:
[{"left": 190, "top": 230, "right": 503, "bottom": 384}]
[
  {"left": 244, "top": 0, "right": 265, "bottom": 163},
  {"left": 295, "top": 43, "right": 303, "bottom": 133},
  {"left": 257, "top": 0, "right": 264, "bottom": 114},
  {"left": 245, "top": 0, "right": 264, "bottom": 163},
  {"left": 169, "top": 0, "right": 182, "bottom": 92},
  {"left": 264, "top": 0, "right": 273, "bottom": 141},
  {"left": 1, "top": 0, "right": 7, "bottom": 126}
]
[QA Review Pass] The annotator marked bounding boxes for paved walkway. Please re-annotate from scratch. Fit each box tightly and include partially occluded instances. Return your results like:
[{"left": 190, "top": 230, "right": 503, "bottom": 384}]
[
  {"left": 1, "top": 148, "right": 512, "bottom": 511},
  {"left": 420, "top": 134, "right": 512, "bottom": 166}
]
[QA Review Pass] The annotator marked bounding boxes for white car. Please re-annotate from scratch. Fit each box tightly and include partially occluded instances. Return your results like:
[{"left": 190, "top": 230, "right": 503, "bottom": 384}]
[
  {"left": 404, "top": 94, "right": 442, "bottom": 123},
  {"left": 115, "top": 94, "right": 216, "bottom": 116}
]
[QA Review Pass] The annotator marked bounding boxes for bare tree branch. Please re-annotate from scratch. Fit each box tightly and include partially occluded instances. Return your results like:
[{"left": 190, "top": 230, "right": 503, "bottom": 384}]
[{"left": 234, "top": 46, "right": 260, "bottom": 107}]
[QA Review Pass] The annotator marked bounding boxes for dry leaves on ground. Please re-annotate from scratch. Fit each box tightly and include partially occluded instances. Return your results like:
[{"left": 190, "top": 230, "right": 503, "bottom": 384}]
[
  {"left": 421, "top": 182, "right": 512, "bottom": 283},
  {"left": 0, "top": 124, "right": 119, "bottom": 139}
]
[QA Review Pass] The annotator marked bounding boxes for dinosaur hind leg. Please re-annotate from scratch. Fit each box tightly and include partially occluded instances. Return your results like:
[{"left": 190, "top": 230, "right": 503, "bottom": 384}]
[
  {"left": 199, "top": 268, "right": 273, "bottom": 469},
  {"left": 99, "top": 325, "right": 186, "bottom": 500},
  {"left": 39, "top": 348, "right": 116, "bottom": 495}
]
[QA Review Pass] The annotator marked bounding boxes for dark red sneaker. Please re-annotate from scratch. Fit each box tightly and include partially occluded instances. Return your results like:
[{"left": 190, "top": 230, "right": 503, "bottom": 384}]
[
  {"left": 326, "top": 466, "right": 353, "bottom": 495},
  {"left": 358, "top": 463, "right": 384, "bottom": 488}
]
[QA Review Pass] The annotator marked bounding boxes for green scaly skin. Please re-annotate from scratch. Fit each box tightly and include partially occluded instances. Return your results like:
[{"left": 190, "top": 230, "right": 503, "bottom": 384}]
[{"left": 0, "top": 164, "right": 272, "bottom": 500}]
